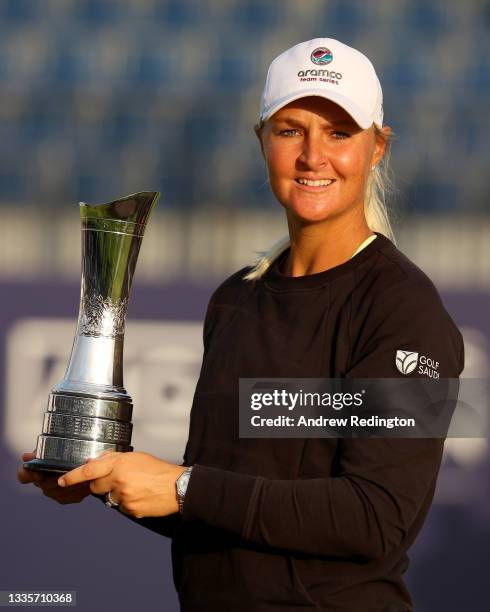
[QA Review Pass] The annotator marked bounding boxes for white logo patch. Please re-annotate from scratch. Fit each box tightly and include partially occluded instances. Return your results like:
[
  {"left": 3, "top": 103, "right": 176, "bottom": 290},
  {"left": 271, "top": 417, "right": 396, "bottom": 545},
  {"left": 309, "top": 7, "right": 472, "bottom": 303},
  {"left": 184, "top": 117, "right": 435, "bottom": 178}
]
[{"left": 396, "top": 350, "right": 419, "bottom": 375}]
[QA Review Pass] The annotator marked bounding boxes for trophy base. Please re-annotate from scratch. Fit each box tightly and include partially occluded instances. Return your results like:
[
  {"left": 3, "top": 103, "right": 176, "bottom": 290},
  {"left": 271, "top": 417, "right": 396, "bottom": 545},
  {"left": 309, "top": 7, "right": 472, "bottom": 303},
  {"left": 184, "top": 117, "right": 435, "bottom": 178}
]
[
  {"left": 25, "top": 435, "right": 133, "bottom": 473},
  {"left": 22, "top": 458, "right": 81, "bottom": 474}
]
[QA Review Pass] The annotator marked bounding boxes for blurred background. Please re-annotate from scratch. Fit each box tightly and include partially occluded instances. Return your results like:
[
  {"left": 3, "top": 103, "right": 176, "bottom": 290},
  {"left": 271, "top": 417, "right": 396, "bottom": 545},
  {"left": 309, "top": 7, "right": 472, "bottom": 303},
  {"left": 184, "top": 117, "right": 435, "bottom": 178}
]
[{"left": 0, "top": 1, "right": 489, "bottom": 611}]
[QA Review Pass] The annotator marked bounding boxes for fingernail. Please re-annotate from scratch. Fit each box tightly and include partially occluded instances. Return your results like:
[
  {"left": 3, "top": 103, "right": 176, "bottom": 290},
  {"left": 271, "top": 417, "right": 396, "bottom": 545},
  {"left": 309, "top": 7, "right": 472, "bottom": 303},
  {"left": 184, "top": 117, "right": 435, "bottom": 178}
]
[{"left": 58, "top": 478, "right": 66, "bottom": 487}]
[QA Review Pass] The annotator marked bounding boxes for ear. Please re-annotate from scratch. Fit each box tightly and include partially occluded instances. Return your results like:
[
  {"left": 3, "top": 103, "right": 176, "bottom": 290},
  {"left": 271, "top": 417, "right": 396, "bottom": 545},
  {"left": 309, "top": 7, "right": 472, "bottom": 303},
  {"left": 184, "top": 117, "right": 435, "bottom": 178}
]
[
  {"left": 371, "top": 125, "right": 392, "bottom": 168},
  {"left": 254, "top": 123, "right": 266, "bottom": 160}
]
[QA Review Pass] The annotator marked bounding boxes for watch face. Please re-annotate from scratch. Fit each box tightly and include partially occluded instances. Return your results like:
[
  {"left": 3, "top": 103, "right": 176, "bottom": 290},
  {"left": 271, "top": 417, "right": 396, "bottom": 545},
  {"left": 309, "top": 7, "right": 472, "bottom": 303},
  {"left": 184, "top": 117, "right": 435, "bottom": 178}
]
[{"left": 178, "top": 470, "right": 191, "bottom": 496}]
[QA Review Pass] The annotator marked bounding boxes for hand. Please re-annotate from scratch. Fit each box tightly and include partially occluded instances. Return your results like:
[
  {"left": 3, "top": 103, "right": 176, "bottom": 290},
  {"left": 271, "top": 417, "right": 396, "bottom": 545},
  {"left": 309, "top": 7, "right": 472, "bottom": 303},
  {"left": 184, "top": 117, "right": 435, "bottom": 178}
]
[
  {"left": 17, "top": 451, "right": 91, "bottom": 504},
  {"left": 58, "top": 450, "right": 187, "bottom": 519}
]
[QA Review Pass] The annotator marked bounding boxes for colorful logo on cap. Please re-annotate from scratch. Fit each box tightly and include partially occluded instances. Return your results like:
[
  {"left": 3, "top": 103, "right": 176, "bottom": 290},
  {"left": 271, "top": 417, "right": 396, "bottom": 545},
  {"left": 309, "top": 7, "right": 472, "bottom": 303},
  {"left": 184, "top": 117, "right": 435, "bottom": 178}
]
[{"left": 310, "top": 47, "right": 333, "bottom": 65}]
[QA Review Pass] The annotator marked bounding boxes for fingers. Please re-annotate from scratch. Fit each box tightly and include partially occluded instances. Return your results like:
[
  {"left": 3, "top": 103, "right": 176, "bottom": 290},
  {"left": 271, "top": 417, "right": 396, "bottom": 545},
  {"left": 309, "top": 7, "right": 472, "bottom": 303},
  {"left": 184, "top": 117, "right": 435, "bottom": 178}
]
[
  {"left": 59, "top": 453, "right": 117, "bottom": 487},
  {"left": 88, "top": 475, "right": 114, "bottom": 496},
  {"left": 18, "top": 449, "right": 94, "bottom": 506},
  {"left": 34, "top": 476, "right": 91, "bottom": 502},
  {"left": 40, "top": 481, "right": 92, "bottom": 505},
  {"left": 18, "top": 451, "right": 41, "bottom": 484},
  {"left": 40, "top": 477, "right": 86, "bottom": 494},
  {"left": 34, "top": 474, "right": 64, "bottom": 491},
  {"left": 17, "top": 465, "right": 44, "bottom": 485}
]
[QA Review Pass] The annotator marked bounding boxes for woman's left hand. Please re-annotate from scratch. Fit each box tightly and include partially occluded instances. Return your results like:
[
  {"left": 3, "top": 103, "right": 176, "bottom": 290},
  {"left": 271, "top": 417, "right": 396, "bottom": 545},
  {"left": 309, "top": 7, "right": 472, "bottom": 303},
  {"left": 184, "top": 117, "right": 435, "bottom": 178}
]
[{"left": 57, "top": 451, "right": 187, "bottom": 518}]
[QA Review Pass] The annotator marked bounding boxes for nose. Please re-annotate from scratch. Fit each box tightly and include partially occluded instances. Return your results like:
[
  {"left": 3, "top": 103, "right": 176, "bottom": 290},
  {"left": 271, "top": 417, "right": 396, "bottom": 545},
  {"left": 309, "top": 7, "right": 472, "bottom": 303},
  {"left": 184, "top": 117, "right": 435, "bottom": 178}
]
[{"left": 298, "top": 131, "right": 328, "bottom": 170}]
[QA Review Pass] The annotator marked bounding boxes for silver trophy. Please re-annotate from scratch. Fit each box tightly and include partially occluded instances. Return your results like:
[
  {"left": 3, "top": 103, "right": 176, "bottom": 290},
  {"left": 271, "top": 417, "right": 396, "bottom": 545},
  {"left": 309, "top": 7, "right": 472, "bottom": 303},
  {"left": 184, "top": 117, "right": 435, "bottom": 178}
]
[{"left": 23, "top": 191, "right": 159, "bottom": 473}]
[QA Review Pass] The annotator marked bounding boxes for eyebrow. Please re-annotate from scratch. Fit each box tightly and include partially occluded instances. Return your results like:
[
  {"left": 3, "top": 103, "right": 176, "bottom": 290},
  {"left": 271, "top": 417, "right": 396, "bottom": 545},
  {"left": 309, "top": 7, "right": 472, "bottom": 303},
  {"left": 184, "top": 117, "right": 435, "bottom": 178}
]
[{"left": 273, "top": 116, "right": 355, "bottom": 128}]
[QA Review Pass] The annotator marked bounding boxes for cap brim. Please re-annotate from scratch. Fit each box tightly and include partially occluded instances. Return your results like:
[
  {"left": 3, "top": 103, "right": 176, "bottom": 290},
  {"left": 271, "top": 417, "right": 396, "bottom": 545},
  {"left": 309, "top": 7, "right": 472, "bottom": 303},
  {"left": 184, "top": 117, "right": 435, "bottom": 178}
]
[{"left": 260, "top": 89, "right": 375, "bottom": 129}]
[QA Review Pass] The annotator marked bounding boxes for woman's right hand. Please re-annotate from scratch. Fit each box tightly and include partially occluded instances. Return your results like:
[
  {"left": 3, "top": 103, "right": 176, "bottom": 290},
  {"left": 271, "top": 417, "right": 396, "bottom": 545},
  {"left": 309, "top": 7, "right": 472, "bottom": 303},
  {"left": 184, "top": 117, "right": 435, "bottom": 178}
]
[{"left": 17, "top": 451, "right": 92, "bottom": 505}]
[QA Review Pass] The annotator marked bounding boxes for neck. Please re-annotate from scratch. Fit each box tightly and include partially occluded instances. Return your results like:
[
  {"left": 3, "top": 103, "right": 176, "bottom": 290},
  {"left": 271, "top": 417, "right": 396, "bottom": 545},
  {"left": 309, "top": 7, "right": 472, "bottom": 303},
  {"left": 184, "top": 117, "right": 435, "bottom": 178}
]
[{"left": 282, "top": 210, "right": 373, "bottom": 277}]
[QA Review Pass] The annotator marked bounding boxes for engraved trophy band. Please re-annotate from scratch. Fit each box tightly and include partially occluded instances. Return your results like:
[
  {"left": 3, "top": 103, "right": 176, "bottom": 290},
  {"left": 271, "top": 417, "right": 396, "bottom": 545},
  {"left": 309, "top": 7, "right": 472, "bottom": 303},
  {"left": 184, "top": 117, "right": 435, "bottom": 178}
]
[{"left": 24, "top": 191, "right": 159, "bottom": 473}]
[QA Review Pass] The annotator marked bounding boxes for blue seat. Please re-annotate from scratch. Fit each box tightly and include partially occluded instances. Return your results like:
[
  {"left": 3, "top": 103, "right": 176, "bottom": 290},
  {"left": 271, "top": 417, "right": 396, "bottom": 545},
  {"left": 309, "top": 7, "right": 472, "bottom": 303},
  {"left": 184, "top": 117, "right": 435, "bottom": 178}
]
[
  {"left": 468, "top": 56, "right": 490, "bottom": 92},
  {"left": 407, "top": 180, "right": 460, "bottom": 213},
  {"left": 383, "top": 61, "right": 422, "bottom": 90},
  {"left": 51, "top": 50, "right": 87, "bottom": 86},
  {"left": 0, "top": 168, "right": 26, "bottom": 200},
  {"left": 152, "top": 0, "right": 202, "bottom": 25},
  {"left": 328, "top": 0, "right": 368, "bottom": 30},
  {"left": 129, "top": 46, "right": 173, "bottom": 85},
  {"left": 73, "top": 0, "right": 121, "bottom": 26},
  {"left": 382, "top": 37, "right": 430, "bottom": 90},
  {"left": 75, "top": 169, "right": 119, "bottom": 204},
  {"left": 403, "top": 0, "right": 448, "bottom": 32},
  {"left": 0, "top": 0, "right": 41, "bottom": 22},
  {"left": 211, "top": 53, "right": 253, "bottom": 88},
  {"left": 230, "top": 0, "right": 280, "bottom": 31}
]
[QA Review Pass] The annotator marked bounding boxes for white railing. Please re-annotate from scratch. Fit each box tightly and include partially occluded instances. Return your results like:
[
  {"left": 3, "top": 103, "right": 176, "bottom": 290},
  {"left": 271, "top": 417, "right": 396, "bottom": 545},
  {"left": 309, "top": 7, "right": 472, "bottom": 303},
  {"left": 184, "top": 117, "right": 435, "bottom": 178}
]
[{"left": 0, "top": 207, "right": 488, "bottom": 289}]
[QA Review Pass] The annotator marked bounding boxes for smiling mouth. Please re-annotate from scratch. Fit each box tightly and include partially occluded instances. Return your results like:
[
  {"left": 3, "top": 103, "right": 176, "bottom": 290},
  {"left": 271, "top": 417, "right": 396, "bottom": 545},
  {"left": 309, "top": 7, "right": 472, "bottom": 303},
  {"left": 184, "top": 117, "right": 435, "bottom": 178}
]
[{"left": 295, "top": 178, "right": 335, "bottom": 187}]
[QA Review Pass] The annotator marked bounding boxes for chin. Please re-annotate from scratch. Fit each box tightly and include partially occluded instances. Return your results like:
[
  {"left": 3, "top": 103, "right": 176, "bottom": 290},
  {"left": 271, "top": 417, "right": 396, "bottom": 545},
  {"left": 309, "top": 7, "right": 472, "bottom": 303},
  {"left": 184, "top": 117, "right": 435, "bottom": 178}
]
[{"left": 282, "top": 198, "right": 340, "bottom": 225}]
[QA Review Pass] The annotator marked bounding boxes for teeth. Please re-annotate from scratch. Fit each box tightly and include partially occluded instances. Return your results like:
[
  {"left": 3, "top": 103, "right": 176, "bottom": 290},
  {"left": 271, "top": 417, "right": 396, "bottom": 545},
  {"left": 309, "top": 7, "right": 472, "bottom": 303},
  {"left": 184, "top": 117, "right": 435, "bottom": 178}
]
[{"left": 297, "top": 178, "right": 334, "bottom": 187}]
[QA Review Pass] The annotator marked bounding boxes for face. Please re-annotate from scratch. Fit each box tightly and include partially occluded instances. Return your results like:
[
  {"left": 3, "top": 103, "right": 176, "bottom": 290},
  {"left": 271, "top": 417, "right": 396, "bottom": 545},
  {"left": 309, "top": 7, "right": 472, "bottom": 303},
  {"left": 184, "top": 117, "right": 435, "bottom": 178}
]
[{"left": 256, "top": 96, "right": 390, "bottom": 226}]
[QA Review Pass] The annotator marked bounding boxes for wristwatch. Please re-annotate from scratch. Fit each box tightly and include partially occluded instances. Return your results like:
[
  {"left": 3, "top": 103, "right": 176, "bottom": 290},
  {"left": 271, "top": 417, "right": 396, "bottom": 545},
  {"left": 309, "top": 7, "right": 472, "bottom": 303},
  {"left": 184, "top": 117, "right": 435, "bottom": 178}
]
[{"left": 176, "top": 466, "right": 193, "bottom": 514}]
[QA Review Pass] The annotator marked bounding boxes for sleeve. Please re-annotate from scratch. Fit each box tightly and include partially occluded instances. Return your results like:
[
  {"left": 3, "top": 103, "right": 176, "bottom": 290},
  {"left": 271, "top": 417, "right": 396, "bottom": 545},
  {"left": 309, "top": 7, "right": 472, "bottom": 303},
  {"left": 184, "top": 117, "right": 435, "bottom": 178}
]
[
  {"left": 180, "top": 277, "right": 465, "bottom": 559},
  {"left": 90, "top": 289, "right": 223, "bottom": 538}
]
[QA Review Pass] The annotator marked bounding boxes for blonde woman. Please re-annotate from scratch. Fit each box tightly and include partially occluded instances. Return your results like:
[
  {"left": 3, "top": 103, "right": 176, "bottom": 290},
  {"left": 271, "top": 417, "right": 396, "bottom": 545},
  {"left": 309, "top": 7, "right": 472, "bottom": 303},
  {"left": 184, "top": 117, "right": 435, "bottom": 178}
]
[{"left": 19, "top": 38, "right": 464, "bottom": 611}]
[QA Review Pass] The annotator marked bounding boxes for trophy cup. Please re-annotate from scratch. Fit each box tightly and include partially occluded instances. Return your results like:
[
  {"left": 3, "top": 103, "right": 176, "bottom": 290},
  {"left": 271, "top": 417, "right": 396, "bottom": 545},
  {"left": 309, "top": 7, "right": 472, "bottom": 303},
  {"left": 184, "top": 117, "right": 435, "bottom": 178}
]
[{"left": 23, "top": 191, "right": 159, "bottom": 473}]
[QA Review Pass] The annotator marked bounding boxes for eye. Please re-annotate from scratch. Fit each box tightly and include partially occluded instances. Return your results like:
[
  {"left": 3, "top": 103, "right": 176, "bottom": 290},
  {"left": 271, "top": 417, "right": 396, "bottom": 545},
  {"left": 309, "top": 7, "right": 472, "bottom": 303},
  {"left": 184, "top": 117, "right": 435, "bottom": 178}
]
[
  {"left": 331, "top": 130, "right": 350, "bottom": 140},
  {"left": 278, "top": 128, "right": 301, "bottom": 137}
]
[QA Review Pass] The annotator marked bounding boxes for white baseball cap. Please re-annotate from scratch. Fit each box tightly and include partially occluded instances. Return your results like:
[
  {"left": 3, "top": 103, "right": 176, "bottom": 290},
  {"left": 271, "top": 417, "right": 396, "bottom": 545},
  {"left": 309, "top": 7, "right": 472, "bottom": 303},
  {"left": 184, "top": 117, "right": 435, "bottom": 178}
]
[{"left": 259, "top": 38, "right": 383, "bottom": 129}]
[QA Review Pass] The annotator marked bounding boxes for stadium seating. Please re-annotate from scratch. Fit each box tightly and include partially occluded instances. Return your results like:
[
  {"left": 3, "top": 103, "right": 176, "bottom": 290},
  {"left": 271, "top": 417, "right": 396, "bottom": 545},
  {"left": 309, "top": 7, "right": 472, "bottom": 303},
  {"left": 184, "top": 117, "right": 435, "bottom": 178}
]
[{"left": 0, "top": 0, "right": 487, "bottom": 212}]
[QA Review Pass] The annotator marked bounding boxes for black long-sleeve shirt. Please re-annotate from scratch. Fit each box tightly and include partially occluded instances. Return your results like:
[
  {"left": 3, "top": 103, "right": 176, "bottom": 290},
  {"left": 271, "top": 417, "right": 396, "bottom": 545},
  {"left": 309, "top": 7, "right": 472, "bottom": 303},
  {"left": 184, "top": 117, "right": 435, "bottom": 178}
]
[{"left": 121, "top": 232, "right": 464, "bottom": 611}]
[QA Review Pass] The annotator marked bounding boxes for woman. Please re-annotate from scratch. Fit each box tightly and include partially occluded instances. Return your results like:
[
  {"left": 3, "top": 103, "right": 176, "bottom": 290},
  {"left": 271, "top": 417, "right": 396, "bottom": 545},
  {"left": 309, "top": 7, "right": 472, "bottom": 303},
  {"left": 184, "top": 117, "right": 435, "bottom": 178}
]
[{"left": 19, "top": 38, "right": 464, "bottom": 611}]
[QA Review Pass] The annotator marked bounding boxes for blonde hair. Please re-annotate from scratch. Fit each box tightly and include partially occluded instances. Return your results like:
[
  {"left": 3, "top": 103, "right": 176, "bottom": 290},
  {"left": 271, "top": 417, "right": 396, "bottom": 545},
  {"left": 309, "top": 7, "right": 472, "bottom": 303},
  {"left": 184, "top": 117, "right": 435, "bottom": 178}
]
[{"left": 243, "top": 124, "right": 395, "bottom": 282}]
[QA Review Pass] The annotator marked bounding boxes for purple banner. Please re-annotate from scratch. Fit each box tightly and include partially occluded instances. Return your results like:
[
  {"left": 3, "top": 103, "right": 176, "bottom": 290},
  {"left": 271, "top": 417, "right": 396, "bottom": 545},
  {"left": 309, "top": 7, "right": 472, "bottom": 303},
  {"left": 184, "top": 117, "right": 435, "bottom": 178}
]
[{"left": 1, "top": 282, "right": 489, "bottom": 611}]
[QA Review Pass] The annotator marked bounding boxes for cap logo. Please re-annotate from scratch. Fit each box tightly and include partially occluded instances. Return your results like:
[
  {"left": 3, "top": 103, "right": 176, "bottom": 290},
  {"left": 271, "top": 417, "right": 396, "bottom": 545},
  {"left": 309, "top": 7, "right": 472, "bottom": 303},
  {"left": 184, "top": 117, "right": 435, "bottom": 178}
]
[{"left": 310, "top": 47, "right": 333, "bottom": 65}]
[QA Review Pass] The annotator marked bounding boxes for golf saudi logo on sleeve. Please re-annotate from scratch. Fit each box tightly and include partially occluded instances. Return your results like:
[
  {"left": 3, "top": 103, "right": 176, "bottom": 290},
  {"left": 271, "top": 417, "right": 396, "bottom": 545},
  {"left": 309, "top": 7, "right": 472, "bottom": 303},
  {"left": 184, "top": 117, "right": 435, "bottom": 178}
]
[{"left": 395, "top": 350, "right": 419, "bottom": 375}]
